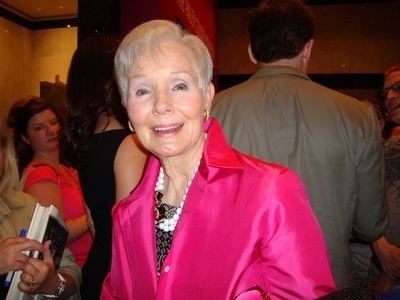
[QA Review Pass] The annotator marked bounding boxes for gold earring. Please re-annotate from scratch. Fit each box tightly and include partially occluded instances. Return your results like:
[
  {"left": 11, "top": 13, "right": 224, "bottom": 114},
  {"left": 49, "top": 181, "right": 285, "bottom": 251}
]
[
  {"left": 203, "top": 109, "right": 209, "bottom": 121},
  {"left": 128, "top": 121, "right": 135, "bottom": 132}
]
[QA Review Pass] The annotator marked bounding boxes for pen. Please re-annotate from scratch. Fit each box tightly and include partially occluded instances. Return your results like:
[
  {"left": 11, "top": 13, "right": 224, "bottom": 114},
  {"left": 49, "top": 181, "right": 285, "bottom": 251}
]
[{"left": 3, "top": 229, "right": 27, "bottom": 288}]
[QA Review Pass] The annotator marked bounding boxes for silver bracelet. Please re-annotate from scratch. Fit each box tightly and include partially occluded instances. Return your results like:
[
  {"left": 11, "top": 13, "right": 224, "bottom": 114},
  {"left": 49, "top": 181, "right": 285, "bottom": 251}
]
[{"left": 41, "top": 273, "right": 66, "bottom": 298}]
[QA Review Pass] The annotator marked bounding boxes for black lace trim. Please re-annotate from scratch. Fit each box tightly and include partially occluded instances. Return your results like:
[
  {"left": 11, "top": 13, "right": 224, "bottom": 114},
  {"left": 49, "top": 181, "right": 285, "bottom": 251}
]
[{"left": 155, "top": 203, "right": 177, "bottom": 276}]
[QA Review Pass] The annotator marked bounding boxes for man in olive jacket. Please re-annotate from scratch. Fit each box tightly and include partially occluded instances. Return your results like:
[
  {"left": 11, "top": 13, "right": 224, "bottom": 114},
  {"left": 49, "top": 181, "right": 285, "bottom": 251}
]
[{"left": 212, "top": 0, "right": 388, "bottom": 289}]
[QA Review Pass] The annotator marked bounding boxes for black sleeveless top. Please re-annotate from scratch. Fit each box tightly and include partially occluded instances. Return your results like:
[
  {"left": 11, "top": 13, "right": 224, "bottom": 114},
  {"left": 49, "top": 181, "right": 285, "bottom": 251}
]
[
  {"left": 0, "top": 274, "right": 8, "bottom": 299},
  {"left": 78, "top": 129, "right": 130, "bottom": 299}
]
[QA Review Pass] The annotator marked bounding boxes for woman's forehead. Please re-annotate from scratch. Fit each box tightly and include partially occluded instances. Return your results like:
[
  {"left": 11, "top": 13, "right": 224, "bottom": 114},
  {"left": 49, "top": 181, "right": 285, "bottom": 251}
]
[
  {"left": 29, "top": 109, "right": 57, "bottom": 123},
  {"left": 139, "top": 41, "right": 192, "bottom": 62},
  {"left": 385, "top": 70, "right": 400, "bottom": 87},
  {"left": 130, "top": 42, "right": 196, "bottom": 75}
]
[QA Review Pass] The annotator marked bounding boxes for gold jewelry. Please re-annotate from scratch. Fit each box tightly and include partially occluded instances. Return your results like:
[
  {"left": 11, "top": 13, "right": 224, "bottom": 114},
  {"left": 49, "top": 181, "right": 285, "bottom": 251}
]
[
  {"left": 203, "top": 109, "right": 209, "bottom": 121},
  {"left": 128, "top": 121, "right": 135, "bottom": 132}
]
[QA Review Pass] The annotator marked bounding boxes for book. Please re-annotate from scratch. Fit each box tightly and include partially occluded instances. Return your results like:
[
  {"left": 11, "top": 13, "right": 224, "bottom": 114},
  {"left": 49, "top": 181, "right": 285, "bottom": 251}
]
[{"left": 5, "top": 204, "right": 68, "bottom": 300}]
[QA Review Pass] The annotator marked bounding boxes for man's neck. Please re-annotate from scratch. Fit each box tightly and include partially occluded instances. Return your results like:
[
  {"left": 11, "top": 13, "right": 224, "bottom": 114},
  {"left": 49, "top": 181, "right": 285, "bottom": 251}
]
[{"left": 259, "top": 56, "right": 307, "bottom": 72}]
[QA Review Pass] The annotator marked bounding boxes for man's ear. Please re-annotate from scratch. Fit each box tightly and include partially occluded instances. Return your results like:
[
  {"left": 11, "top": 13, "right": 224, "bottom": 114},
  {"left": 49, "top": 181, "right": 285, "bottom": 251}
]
[
  {"left": 248, "top": 44, "right": 258, "bottom": 65},
  {"left": 301, "top": 39, "right": 314, "bottom": 71}
]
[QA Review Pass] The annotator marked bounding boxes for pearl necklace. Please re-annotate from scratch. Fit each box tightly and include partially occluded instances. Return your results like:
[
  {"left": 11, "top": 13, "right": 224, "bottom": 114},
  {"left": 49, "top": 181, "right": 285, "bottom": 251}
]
[{"left": 154, "top": 160, "right": 200, "bottom": 232}]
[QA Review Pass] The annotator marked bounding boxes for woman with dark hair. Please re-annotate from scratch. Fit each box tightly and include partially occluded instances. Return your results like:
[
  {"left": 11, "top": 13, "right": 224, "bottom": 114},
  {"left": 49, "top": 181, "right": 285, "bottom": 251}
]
[
  {"left": 8, "top": 96, "right": 66, "bottom": 174},
  {"left": 66, "top": 35, "right": 146, "bottom": 299},
  {"left": 7, "top": 96, "right": 92, "bottom": 269},
  {"left": 0, "top": 119, "right": 81, "bottom": 299}
]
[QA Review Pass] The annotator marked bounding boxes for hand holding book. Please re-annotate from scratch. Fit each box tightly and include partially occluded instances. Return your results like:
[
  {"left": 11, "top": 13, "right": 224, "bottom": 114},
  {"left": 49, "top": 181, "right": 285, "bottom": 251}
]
[
  {"left": 5, "top": 204, "right": 69, "bottom": 300},
  {"left": 0, "top": 237, "right": 43, "bottom": 276},
  {"left": 16, "top": 240, "right": 62, "bottom": 295}
]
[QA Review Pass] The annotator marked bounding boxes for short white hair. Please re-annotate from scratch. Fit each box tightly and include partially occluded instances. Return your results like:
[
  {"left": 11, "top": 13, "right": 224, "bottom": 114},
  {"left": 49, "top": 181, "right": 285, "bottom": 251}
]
[{"left": 115, "top": 19, "right": 214, "bottom": 101}]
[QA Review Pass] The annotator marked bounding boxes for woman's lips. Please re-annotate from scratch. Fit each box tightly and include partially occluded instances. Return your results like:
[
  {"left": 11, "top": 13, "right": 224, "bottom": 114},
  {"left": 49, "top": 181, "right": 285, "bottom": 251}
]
[
  {"left": 153, "top": 123, "right": 183, "bottom": 134},
  {"left": 47, "top": 137, "right": 59, "bottom": 143}
]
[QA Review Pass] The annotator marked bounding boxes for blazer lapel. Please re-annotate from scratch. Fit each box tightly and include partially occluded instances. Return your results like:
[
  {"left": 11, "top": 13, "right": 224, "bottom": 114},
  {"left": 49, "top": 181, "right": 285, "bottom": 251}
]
[{"left": 173, "top": 119, "right": 241, "bottom": 236}]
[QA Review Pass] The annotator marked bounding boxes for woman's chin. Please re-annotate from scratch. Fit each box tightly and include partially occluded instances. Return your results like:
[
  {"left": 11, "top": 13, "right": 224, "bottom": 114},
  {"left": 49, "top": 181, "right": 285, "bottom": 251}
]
[
  {"left": 46, "top": 142, "right": 60, "bottom": 151},
  {"left": 154, "top": 149, "right": 181, "bottom": 159}
]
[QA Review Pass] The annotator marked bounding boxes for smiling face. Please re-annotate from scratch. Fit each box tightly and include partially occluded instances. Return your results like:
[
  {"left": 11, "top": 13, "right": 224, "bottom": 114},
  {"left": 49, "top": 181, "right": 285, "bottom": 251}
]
[
  {"left": 124, "top": 41, "right": 214, "bottom": 161},
  {"left": 384, "top": 70, "right": 400, "bottom": 124},
  {"left": 23, "top": 109, "right": 61, "bottom": 154}
]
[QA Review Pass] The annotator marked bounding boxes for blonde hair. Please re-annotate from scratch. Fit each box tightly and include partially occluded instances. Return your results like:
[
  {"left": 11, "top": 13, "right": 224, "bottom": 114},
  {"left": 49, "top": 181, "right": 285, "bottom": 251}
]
[
  {"left": 115, "top": 19, "right": 213, "bottom": 101},
  {"left": 0, "top": 120, "right": 20, "bottom": 193}
]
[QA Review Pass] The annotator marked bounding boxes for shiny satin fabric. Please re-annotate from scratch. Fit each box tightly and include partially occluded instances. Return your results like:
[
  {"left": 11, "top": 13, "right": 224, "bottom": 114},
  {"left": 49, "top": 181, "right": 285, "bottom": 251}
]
[{"left": 101, "top": 119, "right": 336, "bottom": 299}]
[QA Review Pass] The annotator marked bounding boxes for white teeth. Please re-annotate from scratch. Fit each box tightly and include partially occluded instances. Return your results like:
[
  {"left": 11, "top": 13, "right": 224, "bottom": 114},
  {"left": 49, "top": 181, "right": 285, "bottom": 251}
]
[{"left": 154, "top": 124, "right": 182, "bottom": 132}]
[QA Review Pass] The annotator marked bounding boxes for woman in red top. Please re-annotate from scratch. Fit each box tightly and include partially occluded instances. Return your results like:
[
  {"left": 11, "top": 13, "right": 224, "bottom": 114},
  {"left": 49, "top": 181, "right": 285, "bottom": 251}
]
[{"left": 7, "top": 96, "right": 92, "bottom": 268}]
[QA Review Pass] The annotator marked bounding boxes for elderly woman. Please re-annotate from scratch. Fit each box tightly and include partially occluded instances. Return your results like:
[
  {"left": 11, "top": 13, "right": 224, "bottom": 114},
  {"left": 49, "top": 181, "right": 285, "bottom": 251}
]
[
  {"left": 0, "top": 121, "right": 80, "bottom": 299},
  {"left": 101, "top": 20, "right": 336, "bottom": 299}
]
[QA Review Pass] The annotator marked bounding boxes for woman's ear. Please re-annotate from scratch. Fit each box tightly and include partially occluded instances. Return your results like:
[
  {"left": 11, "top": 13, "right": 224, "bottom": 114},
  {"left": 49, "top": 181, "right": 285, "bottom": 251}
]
[
  {"left": 121, "top": 97, "right": 128, "bottom": 109},
  {"left": 21, "top": 134, "right": 30, "bottom": 145},
  {"left": 204, "top": 82, "right": 215, "bottom": 113}
]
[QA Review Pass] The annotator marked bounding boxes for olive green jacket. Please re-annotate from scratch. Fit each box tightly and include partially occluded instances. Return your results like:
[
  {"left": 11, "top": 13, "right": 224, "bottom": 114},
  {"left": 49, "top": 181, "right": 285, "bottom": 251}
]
[{"left": 212, "top": 65, "right": 388, "bottom": 289}]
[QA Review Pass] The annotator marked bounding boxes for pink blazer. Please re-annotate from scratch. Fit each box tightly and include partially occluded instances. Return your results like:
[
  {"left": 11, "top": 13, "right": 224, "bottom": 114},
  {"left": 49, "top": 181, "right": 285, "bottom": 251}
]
[{"left": 101, "top": 119, "right": 336, "bottom": 299}]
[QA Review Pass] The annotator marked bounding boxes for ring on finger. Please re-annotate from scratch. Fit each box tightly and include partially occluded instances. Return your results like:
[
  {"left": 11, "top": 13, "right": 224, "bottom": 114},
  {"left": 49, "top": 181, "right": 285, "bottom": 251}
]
[{"left": 29, "top": 277, "right": 35, "bottom": 289}]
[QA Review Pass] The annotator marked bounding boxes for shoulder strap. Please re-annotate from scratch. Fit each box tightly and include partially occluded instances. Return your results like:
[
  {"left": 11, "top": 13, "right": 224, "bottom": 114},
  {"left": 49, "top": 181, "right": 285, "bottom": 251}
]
[
  {"left": 20, "top": 165, "right": 34, "bottom": 190},
  {"left": 20, "top": 163, "right": 61, "bottom": 190}
]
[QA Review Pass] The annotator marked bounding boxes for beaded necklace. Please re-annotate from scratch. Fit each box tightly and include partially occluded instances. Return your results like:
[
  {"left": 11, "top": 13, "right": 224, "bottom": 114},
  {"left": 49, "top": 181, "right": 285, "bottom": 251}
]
[{"left": 154, "top": 160, "right": 200, "bottom": 232}]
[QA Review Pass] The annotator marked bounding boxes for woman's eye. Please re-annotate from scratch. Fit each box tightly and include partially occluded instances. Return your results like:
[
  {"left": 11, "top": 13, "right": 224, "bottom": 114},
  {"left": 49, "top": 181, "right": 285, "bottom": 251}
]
[
  {"left": 136, "top": 89, "right": 149, "bottom": 96},
  {"left": 173, "top": 83, "right": 187, "bottom": 91}
]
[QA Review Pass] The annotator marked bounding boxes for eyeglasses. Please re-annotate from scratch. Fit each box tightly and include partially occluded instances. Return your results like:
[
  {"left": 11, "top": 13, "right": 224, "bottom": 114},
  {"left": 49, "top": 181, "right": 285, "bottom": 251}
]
[{"left": 382, "top": 80, "right": 400, "bottom": 100}]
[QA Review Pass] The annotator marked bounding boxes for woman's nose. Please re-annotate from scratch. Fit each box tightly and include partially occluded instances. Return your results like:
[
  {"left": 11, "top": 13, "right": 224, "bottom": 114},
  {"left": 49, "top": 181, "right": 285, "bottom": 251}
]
[
  {"left": 46, "top": 125, "right": 57, "bottom": 135},
  {"left": 387, "top": 88, "right": 400, "bottom": 100},
  {"left": 153, "top": 91, "right": 173, "bottom": 115}
]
